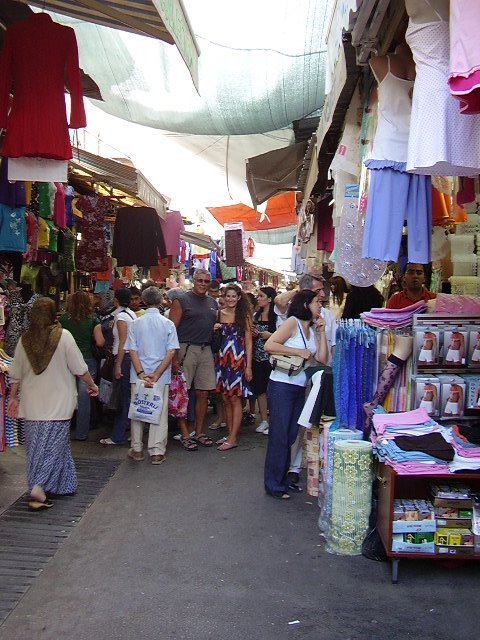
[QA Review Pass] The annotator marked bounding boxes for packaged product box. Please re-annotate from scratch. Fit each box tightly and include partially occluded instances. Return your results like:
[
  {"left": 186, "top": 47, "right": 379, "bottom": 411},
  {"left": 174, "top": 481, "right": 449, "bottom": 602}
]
[
  {"left": 391, "top": 534, "right": 435, "bottom": 554},
  {"left": 433, "top": 497, "right": 473, "bottom": 509},
  {"left": 467, "top": 327, "right": 480, "bottom": 369},
  {"left": 442, "top": 327, "right": 468, "bottom": 368},
  {"left": 434, "top": 506, "right": 472, "bottom": 528},
  {"left": 414, "top": 328, "right": 441, "bottom": 369},
  {"left": 412, "top": 377, "right": 441, "bottom": 417},
  {"left": 435, "top": 545, "right": 475, "bottom": 557},
  {"left": 434, "top": 528, "right": 473, "bottom": 546},
  {"left": 436, "top": 517, "right": 472, "bottom": 528},
  {"left": 430, "top": 483, "right": 471, "bottom": 499},
  {"left": 392, "top": 499, "right": 436, "bottom": 533},
  {"left": 463, "top": 374, "right": 480, "bottom": 411},
  {"left": 439, "top": 379, "right": 466, "bottom": 419},
  {"left": 403, "top": 532, "right": 434, "bottom": 544}
]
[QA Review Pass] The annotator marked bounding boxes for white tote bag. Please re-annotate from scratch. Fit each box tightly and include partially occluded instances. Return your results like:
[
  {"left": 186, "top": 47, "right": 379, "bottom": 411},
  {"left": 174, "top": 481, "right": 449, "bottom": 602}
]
[{"left": 128, "top": 380, "right": 163, "bottom": 424}]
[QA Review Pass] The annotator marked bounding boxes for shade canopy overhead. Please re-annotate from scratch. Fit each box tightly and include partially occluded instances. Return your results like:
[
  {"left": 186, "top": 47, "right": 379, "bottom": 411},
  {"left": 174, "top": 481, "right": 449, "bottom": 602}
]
[
  {"left": 207, "top": 192, "right": 296, "bottom": 232},
  {"left": 15, "top": 0, "right": 200, "bottom": 89},
  {"left": 246, "top": 140, "right": 308, "bottom": 207},
  {"left": 41, "top": 0, "right": 328, "bottom": 135}
]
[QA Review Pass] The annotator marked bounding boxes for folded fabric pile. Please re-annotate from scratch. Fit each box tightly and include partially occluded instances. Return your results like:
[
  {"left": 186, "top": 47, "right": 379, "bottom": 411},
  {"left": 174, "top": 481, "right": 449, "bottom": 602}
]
[
  {"left": 449, "top": 424, "right": 480, "bottom": 473},
  {"left": 372, "top": 408, "right": 453, "bottom": 474},
  {"left": 361, "top": 300, "right": 427, "bottom": 329}
]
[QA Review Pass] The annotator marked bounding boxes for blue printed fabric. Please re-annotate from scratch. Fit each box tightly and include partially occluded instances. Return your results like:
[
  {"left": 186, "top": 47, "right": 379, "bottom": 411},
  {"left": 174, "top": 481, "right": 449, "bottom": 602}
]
[{"left": 24, "top": 420, "right": 77, "bottom": 494}]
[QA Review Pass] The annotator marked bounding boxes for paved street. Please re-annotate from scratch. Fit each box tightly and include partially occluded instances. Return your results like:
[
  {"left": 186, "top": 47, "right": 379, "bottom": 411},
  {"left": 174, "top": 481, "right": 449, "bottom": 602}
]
[{"left": 0, "top": 425, "right": 479, "bottom": 640}]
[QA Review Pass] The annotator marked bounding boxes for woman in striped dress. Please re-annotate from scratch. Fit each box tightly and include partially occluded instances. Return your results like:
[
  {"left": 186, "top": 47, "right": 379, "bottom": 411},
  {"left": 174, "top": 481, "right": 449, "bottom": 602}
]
[{"left": 214, "top": 285, "right": 253, "bottom": 451}]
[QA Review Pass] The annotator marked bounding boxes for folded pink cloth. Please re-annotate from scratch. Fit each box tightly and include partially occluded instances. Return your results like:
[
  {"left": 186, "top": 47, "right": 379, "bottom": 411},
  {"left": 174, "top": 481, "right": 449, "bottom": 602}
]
[
  {"left": 373, "top": 408, "right": 430, "bottom": 434},
  {"left": 451, "top": 440, "right": 480, "bottom": 458},
  {"left": 434, "top": 293, "right": 480, "bottom": 315}
]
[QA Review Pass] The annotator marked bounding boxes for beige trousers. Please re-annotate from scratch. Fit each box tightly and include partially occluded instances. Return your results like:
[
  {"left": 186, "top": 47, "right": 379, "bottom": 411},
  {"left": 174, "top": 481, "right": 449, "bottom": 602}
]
[{"left": 130, "top": 384, "right": 169, "bottom": 456}]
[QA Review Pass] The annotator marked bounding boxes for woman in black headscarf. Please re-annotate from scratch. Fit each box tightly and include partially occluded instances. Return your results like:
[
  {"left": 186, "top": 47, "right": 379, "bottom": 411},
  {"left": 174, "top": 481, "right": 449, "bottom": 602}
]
[{"left": 7, "top": 298, "right": 98, "bottom": 510}]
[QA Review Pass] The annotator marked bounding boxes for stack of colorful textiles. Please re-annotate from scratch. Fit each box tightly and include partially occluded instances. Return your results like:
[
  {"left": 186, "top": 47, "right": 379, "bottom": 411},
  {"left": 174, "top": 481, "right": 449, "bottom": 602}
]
[
  {"left": 449, "top": 424, "right": 480, "bottom": 472},
  {"left": 361, "top": 300, "right": 427, "bottom": 329},
  {"left": 372, "top": 408, "right": 453, "bottom": 474}
]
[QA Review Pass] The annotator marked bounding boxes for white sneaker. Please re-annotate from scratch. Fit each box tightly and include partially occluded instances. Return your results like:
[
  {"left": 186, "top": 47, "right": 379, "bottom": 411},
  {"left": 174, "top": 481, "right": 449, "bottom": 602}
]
[
  {"left": 256, "top": 420, "right": 269, "bottom": 434},
  {"left": 173, "top": 430, "right": 195, "bottom": 442}
]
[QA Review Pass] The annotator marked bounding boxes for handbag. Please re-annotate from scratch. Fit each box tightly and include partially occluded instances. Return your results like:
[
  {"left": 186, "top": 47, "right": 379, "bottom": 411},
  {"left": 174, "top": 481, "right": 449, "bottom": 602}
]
[
  {"left": 269, "top": 353, "right": 306, "bottom": 376},
  {"left": 211, "top": 328, "right": 222, "bottom": 354},
  {"left": 269, "top": 320, "right": 308, "bottom": 377},
  {"left": 128, "top": 380, "right": 163, "bottom": 424},
  {"left": 211, "top": 311, "right": 222, "bottom": 354},
  {"left": 99, "top": 351, "right": 115, "bottom": 382}
]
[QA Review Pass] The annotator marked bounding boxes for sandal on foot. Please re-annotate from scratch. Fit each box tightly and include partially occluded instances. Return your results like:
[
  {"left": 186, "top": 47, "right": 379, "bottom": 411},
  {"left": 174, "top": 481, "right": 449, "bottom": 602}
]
[
  {"left": 99, "top": 438, "right": 121, "bottom": 446},
  {"left": 208, "top": 421, "right": 227, "bottom": 430},
  {"left": 268, "top": 491, "right": 290, "bottom": 500},
  {"left": 193, "top": 434, "right": 214, "bottom": 447},
  {"left": 29, "top": 499, "right": 54, "bottom": 511},
  {"left": 180, "top": 437, "right": 198, "bottom": 451},
  {"left": 216, "top": 436, "right": 227, "bottom": 445},
  {"left": 217, "top": 441, "right": 238, "bottom": 452}
]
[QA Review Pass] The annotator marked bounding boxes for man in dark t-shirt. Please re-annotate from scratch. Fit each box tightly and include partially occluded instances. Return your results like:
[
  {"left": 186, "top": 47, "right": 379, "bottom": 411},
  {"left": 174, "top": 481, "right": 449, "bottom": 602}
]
[{"left": 169, "top": 269, "right": 218, "bottom": 448}]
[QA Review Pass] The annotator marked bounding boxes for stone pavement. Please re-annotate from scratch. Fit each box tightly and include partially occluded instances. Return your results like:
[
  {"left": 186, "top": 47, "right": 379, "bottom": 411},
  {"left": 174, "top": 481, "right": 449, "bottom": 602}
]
[{"left": 0, "top": 424, "right": 479, "bottom": 640}]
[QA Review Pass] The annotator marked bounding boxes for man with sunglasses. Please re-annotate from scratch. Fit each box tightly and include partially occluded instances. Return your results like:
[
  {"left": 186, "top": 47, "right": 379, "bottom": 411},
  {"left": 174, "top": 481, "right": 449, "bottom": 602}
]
[{"left": 169, "top": 269, "right": 218, "bottom": 447}]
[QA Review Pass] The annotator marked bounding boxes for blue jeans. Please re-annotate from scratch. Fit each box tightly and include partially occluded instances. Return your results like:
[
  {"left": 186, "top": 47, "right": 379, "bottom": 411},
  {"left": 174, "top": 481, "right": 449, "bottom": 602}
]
[
  {"left": 75, "top": 357, "right": 97, "bottom": 440},
  {"left": 264, "top": 380, "right": 306, "bottom": 494},
  {"left": 110, "top": 353, "right": 131, "bottom": 444}
]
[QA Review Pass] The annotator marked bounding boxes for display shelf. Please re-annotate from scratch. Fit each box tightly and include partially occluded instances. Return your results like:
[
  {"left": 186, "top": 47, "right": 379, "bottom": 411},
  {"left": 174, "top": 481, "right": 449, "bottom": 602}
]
[{"left": 376, "top": 463, "right": 480, "bottom": 583}]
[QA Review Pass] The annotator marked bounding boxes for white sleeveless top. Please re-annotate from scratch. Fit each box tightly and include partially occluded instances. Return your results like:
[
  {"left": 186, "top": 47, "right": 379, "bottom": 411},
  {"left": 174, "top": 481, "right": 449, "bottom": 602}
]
[
  {"left": 406, "top": 11, "right": 480, "bottom": 176},
  {"left": 369, "top": 56, "right": 414, "bottom": 164},
  {"left": 269, "top": 319, "right": 317, "bottom": 388}
]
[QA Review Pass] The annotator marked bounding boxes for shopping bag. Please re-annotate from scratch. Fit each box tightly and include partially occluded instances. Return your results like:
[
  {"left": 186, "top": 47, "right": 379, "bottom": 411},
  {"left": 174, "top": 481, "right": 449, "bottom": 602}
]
[
  {"left": 107, "top": 377, "right": 123, "bottom": 413},
  {"left": 168, "top": 371, "right": 188, "bottom": 418},
  {"left": 98, "top": 378, "right": 113, "bottom": 405},
  {"left": 128, "top": 380, "right": 163, "bottom": 424}
]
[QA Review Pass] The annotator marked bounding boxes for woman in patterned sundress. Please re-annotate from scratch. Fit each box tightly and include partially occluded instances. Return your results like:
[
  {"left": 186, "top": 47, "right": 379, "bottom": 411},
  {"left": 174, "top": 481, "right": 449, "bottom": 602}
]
[
  {"left": 214, "top": 284, "right": 253, "bottom": 451},
  {"left": 7, "top": 298, "right": 99, "bottom": 511}
]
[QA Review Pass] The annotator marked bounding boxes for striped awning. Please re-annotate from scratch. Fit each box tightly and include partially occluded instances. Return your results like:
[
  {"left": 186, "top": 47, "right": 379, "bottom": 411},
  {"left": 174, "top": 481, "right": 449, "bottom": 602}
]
[
  {"left": 18, "top": 0, "right": 200, "bottom": 89},
  {"left": 69, "top": 147, "right": 169, "bottom": 218}
]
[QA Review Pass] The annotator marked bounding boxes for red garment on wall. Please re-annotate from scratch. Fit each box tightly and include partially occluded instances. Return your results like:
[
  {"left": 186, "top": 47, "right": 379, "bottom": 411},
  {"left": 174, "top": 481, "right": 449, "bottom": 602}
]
[
  {"left": 0, "top": 13, "right": 86, "bottom": 160},
  {"left": 75, "top": 195, "right": 109, "bottom": 272}
]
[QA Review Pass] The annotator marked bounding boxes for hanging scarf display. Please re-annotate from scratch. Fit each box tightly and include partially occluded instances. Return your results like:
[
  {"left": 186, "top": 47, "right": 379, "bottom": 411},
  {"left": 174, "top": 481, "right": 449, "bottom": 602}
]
[{"left": 332, "top": 320, "right": 376, "bottom": 432}]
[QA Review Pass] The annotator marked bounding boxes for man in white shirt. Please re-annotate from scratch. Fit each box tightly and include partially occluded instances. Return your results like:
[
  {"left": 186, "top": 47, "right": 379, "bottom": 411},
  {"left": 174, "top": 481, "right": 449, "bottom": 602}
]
[{"left": 126, "top": 286, "right": 179, "bottom": 464}]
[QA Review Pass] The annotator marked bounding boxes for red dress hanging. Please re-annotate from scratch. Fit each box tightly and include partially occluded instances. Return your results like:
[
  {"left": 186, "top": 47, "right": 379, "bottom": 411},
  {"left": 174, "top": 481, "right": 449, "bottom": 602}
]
[{"left": 0, "top": 13, "right": 86, "bottom": 160}]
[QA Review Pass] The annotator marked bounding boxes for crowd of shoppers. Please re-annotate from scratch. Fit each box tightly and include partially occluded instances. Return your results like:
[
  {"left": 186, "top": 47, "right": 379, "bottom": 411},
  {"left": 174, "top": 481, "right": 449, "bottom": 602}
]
[{"left": 7, "top": 262, "right": 419, "bottom": 511}]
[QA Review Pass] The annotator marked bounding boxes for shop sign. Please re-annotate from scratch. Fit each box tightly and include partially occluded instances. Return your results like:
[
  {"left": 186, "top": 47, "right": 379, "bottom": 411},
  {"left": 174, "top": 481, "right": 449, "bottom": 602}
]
[{"left": 153, "top": 0, "right": 200, "bottom": 91}]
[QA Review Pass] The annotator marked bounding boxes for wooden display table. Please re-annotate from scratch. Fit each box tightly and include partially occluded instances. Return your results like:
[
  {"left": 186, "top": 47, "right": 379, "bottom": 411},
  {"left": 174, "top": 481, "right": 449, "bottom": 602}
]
[{"left": 376, "top": 463, "right": 480, "bottom": 583}]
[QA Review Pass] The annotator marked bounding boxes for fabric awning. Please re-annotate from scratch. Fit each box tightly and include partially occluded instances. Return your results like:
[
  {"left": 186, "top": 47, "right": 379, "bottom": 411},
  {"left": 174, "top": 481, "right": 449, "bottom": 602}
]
[
  {"left": 69, "top": 147, "right": 169, "bottom": 217},
  {"left": 180, "top": 231, "right": 218, "bottom": 251},
  {"left": 20, "top": 0, "right": 200, "bottom": 90},
  {"left": 244, "top": 257, "right": 285, "bottom": 276},
  {"left": 207, "top": 192, "right": 296, "bottom": 232},
  {"left": 246, "top": 141, "right": 308, "bottom": 207}
]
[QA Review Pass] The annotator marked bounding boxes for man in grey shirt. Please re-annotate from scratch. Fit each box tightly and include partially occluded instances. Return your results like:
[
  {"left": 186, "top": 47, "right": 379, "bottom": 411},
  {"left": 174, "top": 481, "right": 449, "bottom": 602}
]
[{"left": 169, "top": 269, "right": 218, "bottom": 447}]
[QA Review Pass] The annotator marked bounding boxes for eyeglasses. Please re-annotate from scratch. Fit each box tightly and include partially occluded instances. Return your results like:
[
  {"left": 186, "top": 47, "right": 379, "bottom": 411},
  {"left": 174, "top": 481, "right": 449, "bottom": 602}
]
[{"left": 195, "top": 279, "right": 211, "bottom": 284}]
